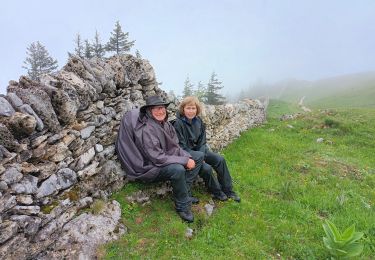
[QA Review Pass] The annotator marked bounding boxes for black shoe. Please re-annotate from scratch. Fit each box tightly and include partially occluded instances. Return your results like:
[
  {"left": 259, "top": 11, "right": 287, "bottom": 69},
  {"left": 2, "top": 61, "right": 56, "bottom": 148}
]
[
  {"left": 190, "top": 197, "right": 200, "bottom": 204},
  {"left": 177, "top": 210, "right": 194, "bottom": 222},
  {"left": 212, "top": 191, "right": 228, "bottom": 201},
  {"left": 225, "top": 191, "right": 241, "bottom": 202}
]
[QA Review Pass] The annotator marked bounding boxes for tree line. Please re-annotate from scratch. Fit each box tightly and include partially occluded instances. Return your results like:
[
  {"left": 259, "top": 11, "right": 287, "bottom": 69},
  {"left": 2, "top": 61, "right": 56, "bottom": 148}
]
[
  {"left": 22, "top": 20, "right": 226, "bottom": 104},
  {"left": 22, "top": 21, "right": 136, "bottom": 81},
  {"left": 181, "top": 72, "right": 226, "bottom": 105}
]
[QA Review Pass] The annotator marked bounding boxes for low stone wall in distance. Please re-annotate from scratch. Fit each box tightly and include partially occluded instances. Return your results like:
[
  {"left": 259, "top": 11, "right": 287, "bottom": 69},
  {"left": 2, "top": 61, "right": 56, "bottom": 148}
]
[{"left": 0, "top": 54, "right": 267, "bottom": 259}]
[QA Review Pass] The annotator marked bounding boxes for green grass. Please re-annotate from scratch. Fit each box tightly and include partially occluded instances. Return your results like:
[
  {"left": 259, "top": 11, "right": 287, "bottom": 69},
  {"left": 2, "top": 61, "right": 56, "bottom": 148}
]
[{"left": 101, "top": 100, "right": 375, "bottom": 259}]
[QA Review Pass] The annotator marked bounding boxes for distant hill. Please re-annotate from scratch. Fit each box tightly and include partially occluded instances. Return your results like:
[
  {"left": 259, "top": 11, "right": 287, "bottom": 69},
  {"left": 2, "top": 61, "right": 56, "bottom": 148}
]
[{"left": 250, "top": 71, "right": 375, "bottom": 108}]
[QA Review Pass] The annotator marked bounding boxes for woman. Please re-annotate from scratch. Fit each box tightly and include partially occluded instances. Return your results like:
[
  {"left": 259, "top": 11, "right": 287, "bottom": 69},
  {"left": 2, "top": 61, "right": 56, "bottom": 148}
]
[{"left": 173, "top": 96, "right": 241, "bottom": 202}]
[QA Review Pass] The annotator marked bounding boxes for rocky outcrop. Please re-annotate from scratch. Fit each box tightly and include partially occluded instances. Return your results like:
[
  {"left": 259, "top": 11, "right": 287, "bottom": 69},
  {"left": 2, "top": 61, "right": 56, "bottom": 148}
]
[{"left": 0, "top": 54, "right": 267, "bottom": 259}]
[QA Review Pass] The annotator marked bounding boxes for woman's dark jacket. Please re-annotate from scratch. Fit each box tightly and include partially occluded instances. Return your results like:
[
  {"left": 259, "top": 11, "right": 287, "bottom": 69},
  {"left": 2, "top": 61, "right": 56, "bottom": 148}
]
[
  {"left": 173, "top": 111, "right": 208, "bottom": 154},
  {"left": 116, "top": 109, "right": 191, "bottom": 182}
]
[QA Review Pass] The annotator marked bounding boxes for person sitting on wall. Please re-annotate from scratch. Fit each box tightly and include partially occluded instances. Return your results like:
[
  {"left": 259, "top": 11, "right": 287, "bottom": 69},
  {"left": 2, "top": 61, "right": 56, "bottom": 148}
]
[
  {"left": 115, "top": 95, "right": 204, "bottom": 222},
  {"left": 173, "top": 96, "right": 241, "bottom": 202}
]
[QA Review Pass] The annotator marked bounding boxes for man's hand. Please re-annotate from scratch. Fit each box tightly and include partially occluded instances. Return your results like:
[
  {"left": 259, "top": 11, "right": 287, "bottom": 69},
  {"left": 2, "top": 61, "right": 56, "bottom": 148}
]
[{"left": 186, "top": 158, "right": 196, "bottom": 170}]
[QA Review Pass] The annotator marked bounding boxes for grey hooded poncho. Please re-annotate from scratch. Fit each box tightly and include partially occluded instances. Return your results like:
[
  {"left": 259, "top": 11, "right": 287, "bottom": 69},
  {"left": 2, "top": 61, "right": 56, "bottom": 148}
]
[{"left": 115, "top": 109, "right": 191, "bottom": 182}]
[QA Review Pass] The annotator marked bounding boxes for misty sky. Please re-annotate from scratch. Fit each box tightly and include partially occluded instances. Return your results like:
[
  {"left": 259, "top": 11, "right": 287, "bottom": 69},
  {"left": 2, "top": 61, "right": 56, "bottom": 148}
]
[{"left": 1, "top": 0, "right": 374, "bottom": 96}]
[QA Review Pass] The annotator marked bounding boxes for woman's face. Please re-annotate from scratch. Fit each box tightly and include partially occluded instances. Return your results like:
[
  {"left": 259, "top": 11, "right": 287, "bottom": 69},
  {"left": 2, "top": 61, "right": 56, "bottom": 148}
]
[
  {"left": 151, "top": 105, "right": 167, "bottom": 121},
  {"left": 183, "top": 103, "right": 197, "bottom": 120}
]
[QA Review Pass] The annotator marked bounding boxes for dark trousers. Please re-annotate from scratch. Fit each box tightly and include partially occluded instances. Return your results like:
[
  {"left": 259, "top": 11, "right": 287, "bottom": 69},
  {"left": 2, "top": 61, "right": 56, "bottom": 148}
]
[
  {"left": 189, "top": 150, "right": 222, "bottom": 195},
  {"left": 154, "top": 153, "right": 203, "bottom": 211},
  {"left": 205, "top": 150, "right": 233, "bottom": 193},
  {"left": 154, "top": 164, "right": 190, "bottom": 212}
]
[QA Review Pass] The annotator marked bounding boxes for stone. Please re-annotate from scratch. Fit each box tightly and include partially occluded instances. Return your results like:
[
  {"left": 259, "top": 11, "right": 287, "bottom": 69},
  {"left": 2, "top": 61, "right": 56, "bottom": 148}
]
[
  {"left": 0, "top": 221, "right": 19, "bottom": 244},
  {"left": 36, "top": 168, "right": 77, "bottom": 198},
  {"left": 56, "top": 168, "right": 77, "bottom": 189},
  {"left": 47, "top": 142, "right": 71, "bottom": 162},
  {"left": 40, "top": 200, "right": 125, "bottom": 260},
  {"left": 5, "top": 92, "right": 23, "bottom": 108},
  {"left": 0, "top": 123, "right": 20, "bottom": 152},
  {"left": 62, "top": 134, "right": 76, "bottom": 146},
  {"left": 0, "top": 97, "right": 16, "bottom": 116},
  {"left": 21, "top": 162, "right": 40, "bottom": 174},
  {"left": 96, "top": 100, "right": 104, "bottom": 109},
  {"left": 75, "top": 147, "right": 95, "bottom": 171},
  {"left": 1, "top": 166, "right": 23, "bottom": 185},
  {"left": 47, "top": 131, "right": 68, "bottom": 144},
  {"left": 8, "top": 80, "right": 61, "bottom": 133},
  {"left": 36, "top": 161, "right": 57, "bottom": 180},
  {"left": 36, "top": 174, "right": 59, "bottom": 198},
  {"left": 80, "top": 125, "right": 96, "bottom": 139},
  {"left": 31, "top": 135, "right": 48, "bottom": 148},
  {"left": 0, "top": 194, "right": 16, "bottom": 213},
  {"left": 95, "top": 144, "right": 103, "bottom": 153},
  {"left": 204, "top": 203, "right": 214, "bottom": 216},
  {"left": 19, "top": 104, "right": 44, "bottom": 131},
  {"left": 16, "top": 194, "right": 34, "bottom": 205},
  {"left": 10, "top": 215, "right": 41, "bottom": 236},
  {"left": 11, "top": 175, "right": 38, "bottom": 194},
  {"left": 0, "top": 234, "right": 29, "bottom": 260},
  {"left": 50, "top": 86, "right": 79, "bottom": 125},
  {"left": 1, "top": 112, "right": 36, "bottom": 138},
  {"left": 0, "top": 181, "right": 8, "bottom": 191},
  {"left": 12, "top": 205, "right": 40, "bottom": 215},
  {"left": 185, "top": 227, "right": 194, "bottom": 239},
  {"left": 77, "top": 161, "right": 99, "bottom": 178}
]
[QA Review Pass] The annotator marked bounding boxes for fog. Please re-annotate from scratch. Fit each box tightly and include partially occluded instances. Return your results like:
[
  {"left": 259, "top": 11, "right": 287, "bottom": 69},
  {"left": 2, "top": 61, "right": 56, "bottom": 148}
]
[{"left": 1, "top": 0, "right": 375, "bottom": 98}]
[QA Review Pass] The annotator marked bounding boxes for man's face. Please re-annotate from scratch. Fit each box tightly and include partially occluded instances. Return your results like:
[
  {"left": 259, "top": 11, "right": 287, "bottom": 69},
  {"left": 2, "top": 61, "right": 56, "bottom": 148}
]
[{"left": 151, "top": 105, "right": 167, "bottom": 121}]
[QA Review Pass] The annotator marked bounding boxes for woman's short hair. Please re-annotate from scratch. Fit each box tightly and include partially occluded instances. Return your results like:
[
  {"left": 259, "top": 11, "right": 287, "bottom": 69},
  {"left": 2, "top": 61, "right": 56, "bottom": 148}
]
[{"left": 179, "top": 96, "right": 202, "bottom": 116}]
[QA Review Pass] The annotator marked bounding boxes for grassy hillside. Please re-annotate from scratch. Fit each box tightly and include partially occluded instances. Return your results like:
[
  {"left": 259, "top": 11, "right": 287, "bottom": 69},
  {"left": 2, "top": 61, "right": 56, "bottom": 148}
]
[
  {"left": 279, "top": 73, "right": 375, "bottom": 108},
  {"left": 251, "top": 72, "right": 375, "bottom": 109},
  {"left": 100, "top": 100, "right": 375, "bottom": 259}
]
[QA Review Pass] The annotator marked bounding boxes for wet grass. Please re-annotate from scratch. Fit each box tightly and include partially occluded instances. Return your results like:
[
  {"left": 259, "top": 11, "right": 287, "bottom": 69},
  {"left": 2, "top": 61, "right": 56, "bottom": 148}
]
[{"left": 101, "top": 99, "right": 375, "bottom": 259}]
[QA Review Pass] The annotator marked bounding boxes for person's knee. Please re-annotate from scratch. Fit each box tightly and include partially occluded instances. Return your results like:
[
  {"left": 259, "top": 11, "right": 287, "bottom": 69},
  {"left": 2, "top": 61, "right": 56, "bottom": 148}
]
[
  {"left": 169, "top": 164, "right": 186, "bottom": 181},
  {"left": 200, "top": 163, "right": 213, "bottom": 176}
]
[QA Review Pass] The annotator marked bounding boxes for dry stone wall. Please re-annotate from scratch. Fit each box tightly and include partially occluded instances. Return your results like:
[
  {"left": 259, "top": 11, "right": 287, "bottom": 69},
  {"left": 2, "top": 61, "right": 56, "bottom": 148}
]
[{"left": 0, "top": 54, "right": 267, "bottom": 259}]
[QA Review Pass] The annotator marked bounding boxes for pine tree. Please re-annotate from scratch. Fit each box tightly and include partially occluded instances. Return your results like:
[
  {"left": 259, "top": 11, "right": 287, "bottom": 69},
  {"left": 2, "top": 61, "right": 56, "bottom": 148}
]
[
  {"left": 22, "top": 41, "right": 58, "bottom": 81},
  {"left": 194, "top": 81, "right": 207, "bottom": 102},
  {"left": 106, "top": 21, "right": 135, "bottom": 55},
  {"left": 84, "top": 40, "right": 94, "bottom": 59},
  {"left": 182, "top": 76, "right": 194, "bottom": 98},
  {"left": 92, "top": 30, "right": 106, "bottom": 58},
  {"left": 74, "top": 33, "right": 84, "bottom": 58},
  {"left": 205, "top": 72, "right": 226, "bottom": 105},
  {"left": 135, "top": 49, "right": 142, "bottom": 59}
]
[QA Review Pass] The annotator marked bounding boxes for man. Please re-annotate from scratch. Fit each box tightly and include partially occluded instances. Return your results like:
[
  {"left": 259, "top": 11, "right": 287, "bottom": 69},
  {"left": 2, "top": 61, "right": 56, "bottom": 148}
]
[{"left": 116, "top": 95, "right": 203, "bottom": 222}]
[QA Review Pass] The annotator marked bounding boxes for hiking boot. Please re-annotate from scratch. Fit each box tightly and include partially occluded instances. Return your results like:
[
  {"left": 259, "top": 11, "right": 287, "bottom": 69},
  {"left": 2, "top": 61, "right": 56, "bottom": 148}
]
[
  {"left": 224, "top": 191, "right": 241, "bottom": 202},
  {"left": 190, "top": 196, "right": 200, "bottom": 204},
  {"left": 212, "top": 191, "right": 228, "bottom": 201},
  {"left": 177, "top": 209, "right": 194, "bottom": 223}
]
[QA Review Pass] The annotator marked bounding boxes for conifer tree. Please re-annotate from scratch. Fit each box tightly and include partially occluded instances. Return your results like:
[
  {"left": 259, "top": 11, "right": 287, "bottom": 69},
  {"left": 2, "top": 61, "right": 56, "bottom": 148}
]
[
  {"left": 182, "top": 76, "right": 194, "bottom": 98},
  {"left": 92, "top": 30, "right": 106, "bottom": 58},
  {"left": 106, "top": 21, "right": 135, "bottom": 55},
  {"left": 205, "top": 72, "right": 226, "bottom": 105},
  {"left": 74, "top": 33, "right": 84, "bottom": 58},
  {"left": 22, "top": 41, "right": 58, "bottom": 81},
  {"left": 84, "top": 40, "right": 94, "bottom": 59},
  {"left": 194, "top": 81, "right": 207, "bottom": 102},
  {"left": 135, "top": 49, "right": 142, "bottom": 59}
]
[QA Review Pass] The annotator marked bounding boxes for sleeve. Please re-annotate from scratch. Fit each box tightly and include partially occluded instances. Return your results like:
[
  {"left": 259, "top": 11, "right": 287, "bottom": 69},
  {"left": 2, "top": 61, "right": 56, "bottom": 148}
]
[
  {"left": 173, "top": 120, "right": 194, "bottom": 153},
  {"left": 141, "top": 128, "right": 190, "bottom": 167}
]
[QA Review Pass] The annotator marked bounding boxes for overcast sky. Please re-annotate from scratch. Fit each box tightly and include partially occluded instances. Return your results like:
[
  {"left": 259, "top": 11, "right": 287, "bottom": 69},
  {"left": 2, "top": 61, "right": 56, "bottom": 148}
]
[{"left": 1, "top": 0, "right": 374, "bottom": 96}]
